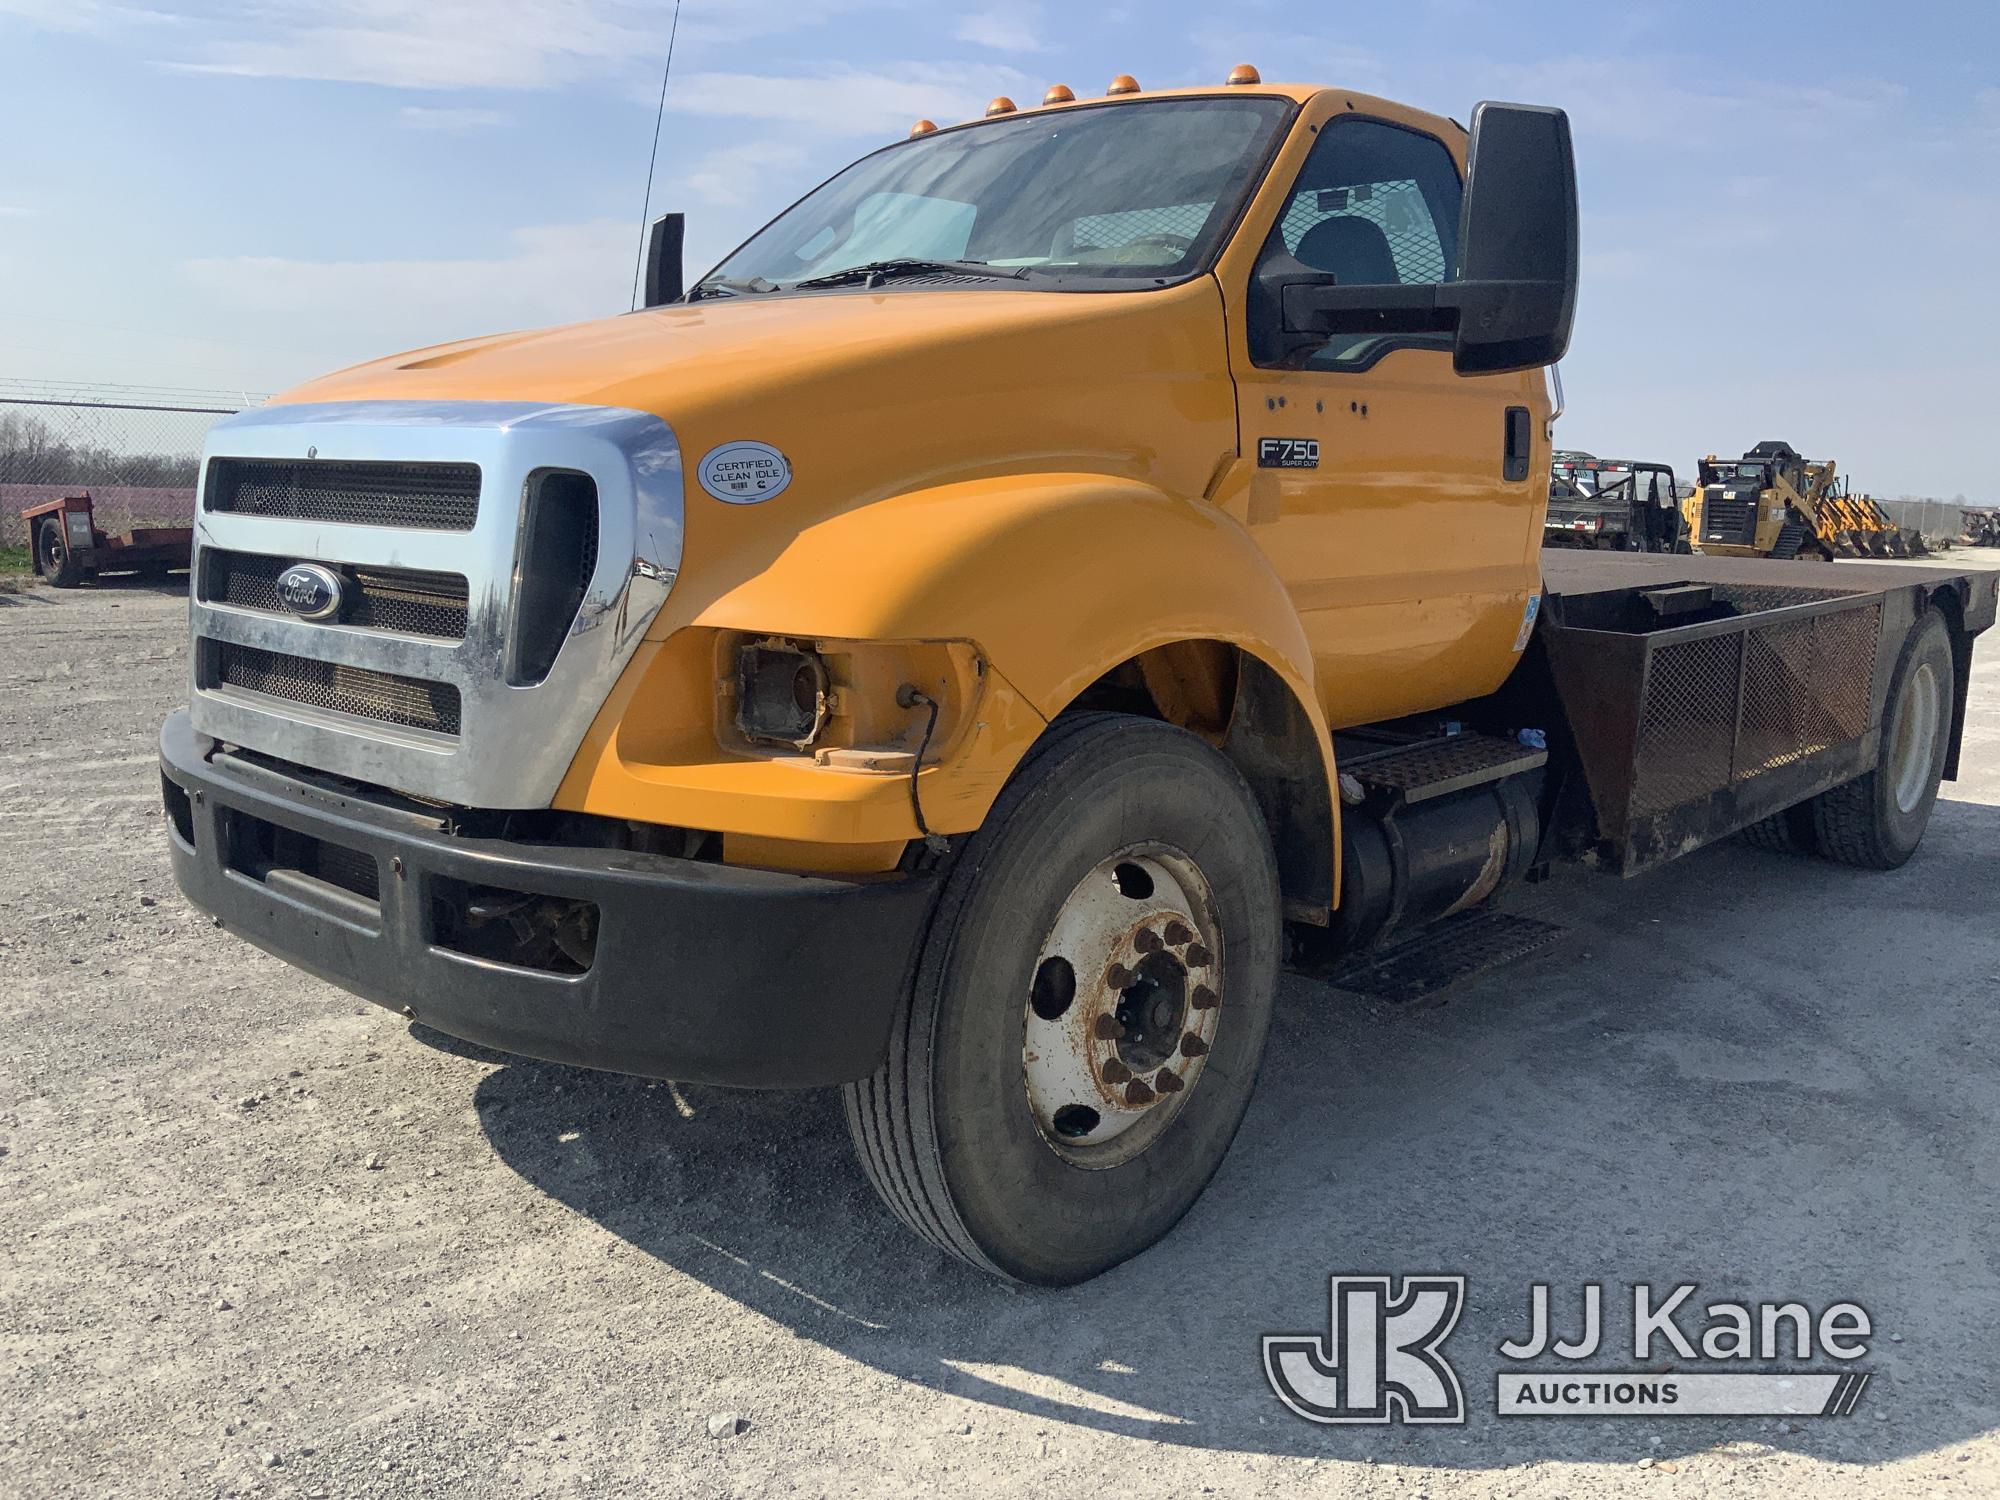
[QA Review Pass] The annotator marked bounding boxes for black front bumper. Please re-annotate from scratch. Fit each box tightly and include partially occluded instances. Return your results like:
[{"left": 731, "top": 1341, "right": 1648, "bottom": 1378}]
[{"left": 160, "top": 711, "right": 939, "bottom": 1087}]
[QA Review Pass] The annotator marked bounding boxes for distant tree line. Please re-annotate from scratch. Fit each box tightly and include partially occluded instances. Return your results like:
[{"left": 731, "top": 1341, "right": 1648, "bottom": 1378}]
[{"left": 0, "top": 410, "right": 201, "bottom": 487}]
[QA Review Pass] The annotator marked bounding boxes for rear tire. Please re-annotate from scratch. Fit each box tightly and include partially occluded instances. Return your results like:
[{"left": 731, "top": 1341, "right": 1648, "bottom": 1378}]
[
  {"left": 36, "top": 518, "right": 83, "bottom": 588},
  {"left": 844, "top": 713, "right": 1282, "bottom": 1285},
  {"left": 1740, "top": 802, "right": 1818, "bottom": 856},
  {"left": 1811, "top": 610, "right": 1954, "bottom": 869}
]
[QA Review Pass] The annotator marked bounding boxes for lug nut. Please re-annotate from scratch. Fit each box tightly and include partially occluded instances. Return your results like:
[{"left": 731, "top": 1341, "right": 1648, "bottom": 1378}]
[
  {"left": 1191, "top": 985, "right": 1220, "bottom": 1011},
  {"left": 1124, "top": 1078, "right": 1155, "bottom": 1107},
  {"left": 1134, "top": 928, "right": 1163, "bottom": 953},
  {"left": 1105, "top": 963, "right": 1134, "bottom": 989},
  {"left": 1179, "top": 1032, "right": 1209, "bottom": 1057},
  {"left": 1092, "top": 1014, "right": 1124, "bottom": 1040},
  {"left": 1101, "top": 1058, "right": 1132, "bottom": 1085},
  {"left": 1163, "top": 920, "right": 1193, "bottom": 946},
  {"left": 1185, "top": 943, "right": 1214, "bottom": 967},
  {"left": 1154, "top": 1068, "right": 1184, "bottom": 1094}
]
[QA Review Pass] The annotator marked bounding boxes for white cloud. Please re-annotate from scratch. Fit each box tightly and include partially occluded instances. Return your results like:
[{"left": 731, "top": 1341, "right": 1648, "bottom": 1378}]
[
  {"left": 667, "top": 63, "right": 1032, "bottom": 135},
  {"left": 180, "top": 221, "right": 635, "bottom": 365},
  {"left": 18, "top": 0, "right": 918, "bottom": 92},
  {"left": 166, "top": 2, "right": 651, "bottom": 90},
  {"left": 398, "top": 106, "right": 504, "bottom": 131},
  {"left": 680, "top": 140, "right": 812, "bottom": 208},
  {"left": 953, "top": 8, "right": 1046, "bottom": 53}
]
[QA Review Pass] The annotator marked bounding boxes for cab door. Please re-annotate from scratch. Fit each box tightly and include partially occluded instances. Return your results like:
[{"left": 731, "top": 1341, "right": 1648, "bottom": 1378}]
[{"left": 1216, "top": 99, "right": 1547, "bottom": 729}]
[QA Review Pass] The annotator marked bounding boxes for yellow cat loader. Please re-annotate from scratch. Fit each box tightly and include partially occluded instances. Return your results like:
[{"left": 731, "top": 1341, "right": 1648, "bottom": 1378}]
[{"left": 1688, "top": 441, "right": 1924, "bottom": 560}]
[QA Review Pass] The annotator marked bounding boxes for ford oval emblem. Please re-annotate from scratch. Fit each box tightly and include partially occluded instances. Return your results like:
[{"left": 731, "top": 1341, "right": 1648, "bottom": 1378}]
[{"left": 275, "top": 562, "right": 345, "bottom": 621}]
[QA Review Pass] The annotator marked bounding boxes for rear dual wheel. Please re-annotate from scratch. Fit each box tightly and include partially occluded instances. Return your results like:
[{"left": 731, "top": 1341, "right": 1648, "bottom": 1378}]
[{"left": 845, "top": 713, "right": 1281, "bottom": 1285}]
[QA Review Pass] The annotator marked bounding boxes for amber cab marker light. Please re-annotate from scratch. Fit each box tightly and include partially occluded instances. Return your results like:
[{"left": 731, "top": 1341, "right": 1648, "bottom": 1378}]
[
  {"left": 909, "top": 118, "right": 938, "bottom": 137},
  {"left": 986, "top": 96, "right": 1018, "bottom": 117},
  {"left": 1043, "top": 83, "right": 1076, "bottom": 105},
  {"left": 1106, "top": 74, "right": 1141, "bottom": 95},
  {"left": 1226, "top": 63, "right": 1261, "bottom": 86}
]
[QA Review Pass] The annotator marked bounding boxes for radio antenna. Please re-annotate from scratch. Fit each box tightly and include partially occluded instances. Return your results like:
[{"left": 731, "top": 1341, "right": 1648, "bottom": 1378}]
[{"left": 629, "top": 0, "right": 684, "bottom": 310}]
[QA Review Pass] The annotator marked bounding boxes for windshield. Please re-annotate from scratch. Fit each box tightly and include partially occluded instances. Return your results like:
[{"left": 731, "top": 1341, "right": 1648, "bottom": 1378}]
[{"left": 698, "top": 96, "right": 1295, "bottom": 295}]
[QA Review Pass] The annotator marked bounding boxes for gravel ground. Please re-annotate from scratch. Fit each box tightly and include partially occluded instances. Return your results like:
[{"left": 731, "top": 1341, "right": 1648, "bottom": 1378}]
[{"left": 4, "top": 559, "right": 1999, "bottom": 1500}]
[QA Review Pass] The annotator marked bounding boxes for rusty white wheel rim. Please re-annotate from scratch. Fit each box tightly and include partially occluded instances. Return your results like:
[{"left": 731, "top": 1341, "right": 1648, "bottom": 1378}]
[
  {"left": 1889, "top": 660, "right": 1941, "bottom": 815},
  {"left": 1022, "top": 847, "right": 1221, "bottom": 1168}
]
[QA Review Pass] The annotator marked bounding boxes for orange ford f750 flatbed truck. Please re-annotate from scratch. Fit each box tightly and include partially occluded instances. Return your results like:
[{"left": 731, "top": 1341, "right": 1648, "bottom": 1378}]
[{"left": 160, "top": 74, "right": 1996, "bottom": 1284}]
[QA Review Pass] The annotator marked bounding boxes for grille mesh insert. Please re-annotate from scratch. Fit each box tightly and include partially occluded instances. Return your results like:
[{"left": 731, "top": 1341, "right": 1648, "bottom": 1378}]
[
  {"left": 1701, "top": 499, "right": 1757, "bottom": 544},
  {"left": 200, "top": 550, "right": 469, "bottom": 639},
  {"left": 205, "top": 457, "right": 480, "bottom": 531},
  {"left": 210, "top": 642, "right": 461, "bottom": 735}
]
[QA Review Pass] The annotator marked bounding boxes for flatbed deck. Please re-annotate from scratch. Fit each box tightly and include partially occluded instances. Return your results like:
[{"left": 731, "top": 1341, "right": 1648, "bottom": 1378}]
[
  {"left": 1541, "top": 548, "right": 1999, "bottom": 617},
  {"left": 1525, "top": 549, "right": 1995, "bottom": 876}
]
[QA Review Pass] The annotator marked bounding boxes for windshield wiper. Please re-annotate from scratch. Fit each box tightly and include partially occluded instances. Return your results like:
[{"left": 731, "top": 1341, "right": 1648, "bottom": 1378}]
[
  {"left": 791, "top": 258, "right": 1030, "bottom": 290},
  {"left": 686, "top": 275, "right": 780, "bottom": 302}
]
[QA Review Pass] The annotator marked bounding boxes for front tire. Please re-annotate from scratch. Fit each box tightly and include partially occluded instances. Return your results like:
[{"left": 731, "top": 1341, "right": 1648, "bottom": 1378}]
[
  {"left": 1811, "top": 609, "right": 1954, "bottom": 869},
  {"left": 845, "top": 713, "right": 1282, "bottom": 1285}
]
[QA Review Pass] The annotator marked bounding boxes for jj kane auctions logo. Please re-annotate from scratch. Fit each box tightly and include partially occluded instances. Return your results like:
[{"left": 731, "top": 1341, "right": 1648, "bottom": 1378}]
[{"left": 1264, "top": 1277, "right": 1874, "bottom": 1424}]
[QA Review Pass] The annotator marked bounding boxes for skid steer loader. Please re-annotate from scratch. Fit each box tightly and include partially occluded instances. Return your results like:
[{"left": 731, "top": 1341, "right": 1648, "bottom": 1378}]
[{"left": 1686, "top": 441, "right": 1926, "bottom": 560}]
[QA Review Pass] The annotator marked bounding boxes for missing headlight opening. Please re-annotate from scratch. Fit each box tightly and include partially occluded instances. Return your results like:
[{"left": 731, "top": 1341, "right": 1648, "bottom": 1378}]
[{"left": 735, "top": 640, "right": 830, "bottom": 748}]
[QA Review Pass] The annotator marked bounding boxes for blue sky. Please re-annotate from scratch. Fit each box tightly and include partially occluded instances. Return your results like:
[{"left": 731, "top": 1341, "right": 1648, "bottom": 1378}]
[{"left": 2, "top": 1, "right": 1995, "bottom": 497}]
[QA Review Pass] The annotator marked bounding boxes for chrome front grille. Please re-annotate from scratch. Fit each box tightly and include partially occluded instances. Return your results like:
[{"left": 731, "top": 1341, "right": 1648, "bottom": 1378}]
[
  {"left": 204, "top": 457, "right": 481, "bottom": 530},
  {"left": 186, "top": 401, "right": 684, "bottom": 808},
  {"left": 200, "top": 549, "right": 470, "bottom": 639},
  {"left": 207, "top": 642, "right": 463, "bottom": 736}
]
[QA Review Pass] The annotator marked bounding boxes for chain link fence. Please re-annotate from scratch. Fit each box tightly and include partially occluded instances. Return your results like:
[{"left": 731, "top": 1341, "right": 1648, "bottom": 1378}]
[
  {"left": 1870, "top": 496, "right": 1982, "bottom": 547},
  {"left": 0, "top": 382, "right": 266, "bottom": 552}
]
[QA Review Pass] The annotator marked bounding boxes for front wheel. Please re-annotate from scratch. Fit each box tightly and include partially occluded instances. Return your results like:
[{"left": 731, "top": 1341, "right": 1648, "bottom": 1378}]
[{"left": 845, "top": 713, "right": 1282, "bottom": 1284}]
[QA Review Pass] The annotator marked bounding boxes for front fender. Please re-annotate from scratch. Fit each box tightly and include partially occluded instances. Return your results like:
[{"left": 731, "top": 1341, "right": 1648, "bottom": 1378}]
[
  {"left": 557, "top": 473, "right": 1333, "bottom": 852},
  {"left": 687, "top": 472, "right": 1320, "bottom": 715}
]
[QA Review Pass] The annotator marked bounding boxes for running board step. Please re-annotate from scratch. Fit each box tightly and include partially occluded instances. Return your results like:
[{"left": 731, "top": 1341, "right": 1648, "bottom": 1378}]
[
  {"left": 1345, "top": 731, "right": 1547, "bottom": 806},
  {"left": 1310, "top": 910, "right": 1566, "bottom": 1004}
]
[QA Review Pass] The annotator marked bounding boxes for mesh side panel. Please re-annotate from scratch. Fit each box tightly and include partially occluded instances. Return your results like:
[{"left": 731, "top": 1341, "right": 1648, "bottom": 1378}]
[
  {"left": 1279, "top": 179, "right": 1449, "bottom": 284},
  {"left": 1631, "top": 633, "right": 1741, "bottom": 816},
  {"left": 200, "top": 550, "right": 469, "bottom": 639},
  {"left": 205, "top": 458, "right": 480, "bottom": 530},
  {"left": 1736, "top": 604, "right": 1880, "bottom": 782},
  {"left": 209, "top": 642, "right": 460, "bottom": 735},
  {"left": 1737, "top": 617, "right": 1820, "bottom": 776}
]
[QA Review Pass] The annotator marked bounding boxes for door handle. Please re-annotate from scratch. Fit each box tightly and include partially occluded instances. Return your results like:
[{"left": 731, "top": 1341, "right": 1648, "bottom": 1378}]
[{"left": 1503, "top": 406, "right": 1532, "bottom": 482}]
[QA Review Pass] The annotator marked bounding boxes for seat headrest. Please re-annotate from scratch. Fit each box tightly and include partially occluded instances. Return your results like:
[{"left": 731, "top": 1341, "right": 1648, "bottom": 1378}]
[{"left": 1294, "top": 215, "right": 1399, "bottom": 285}]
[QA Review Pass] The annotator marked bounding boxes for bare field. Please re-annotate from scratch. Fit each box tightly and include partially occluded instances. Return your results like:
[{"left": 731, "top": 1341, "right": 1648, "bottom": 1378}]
[{"left": 4, "top": 560, "right": 1999, "bottom": 1499}]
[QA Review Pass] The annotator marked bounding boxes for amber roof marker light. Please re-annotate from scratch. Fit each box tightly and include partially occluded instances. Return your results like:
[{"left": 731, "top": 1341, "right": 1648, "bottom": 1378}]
[
  {"left": 1226, "top": 64, "right": 1261, "bottom": 86},
  {"left": 1106, "top": 74, "right": 1141, "bottom": 95},
  {"left": 986, "top": 96, "right": 1018, "bottom": 117},
  {"left": 1043, "top": 83, "right": 1076, "bottom": 105},
  {"left": 908, "top": 118, "right": 938, "bottom": 137}
]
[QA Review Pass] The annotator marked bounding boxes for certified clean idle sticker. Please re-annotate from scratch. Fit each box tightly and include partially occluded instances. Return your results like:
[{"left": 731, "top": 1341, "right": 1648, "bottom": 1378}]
[{"left": 698, "top": 440, "right": 793, "bottom": 504}]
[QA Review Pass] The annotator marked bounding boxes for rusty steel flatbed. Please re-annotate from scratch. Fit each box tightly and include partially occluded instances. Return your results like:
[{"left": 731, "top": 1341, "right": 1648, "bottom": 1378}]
[{"left": 1522, "top": 550, "right": 1995, "bottom": 875}]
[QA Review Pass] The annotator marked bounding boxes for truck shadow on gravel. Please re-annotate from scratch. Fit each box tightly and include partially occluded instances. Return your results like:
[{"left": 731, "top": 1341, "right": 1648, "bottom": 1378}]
[{"left": 459, "top": 800, "right": 2000, "bottom": 1470}]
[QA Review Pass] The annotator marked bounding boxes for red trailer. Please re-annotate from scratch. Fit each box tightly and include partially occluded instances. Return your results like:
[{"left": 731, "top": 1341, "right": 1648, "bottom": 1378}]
[{"left": 20, "top": 491, "right": 192, "bottom": 588}]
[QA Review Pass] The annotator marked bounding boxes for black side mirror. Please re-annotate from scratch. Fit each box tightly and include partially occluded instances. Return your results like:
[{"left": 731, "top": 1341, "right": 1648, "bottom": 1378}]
[
  {"left": 642, "top": 212, "right": 685, "bottom": 308},
  {"left": 1258, "top": 102, "right": 1578, "bottom": 377},
  {"left": 1441, "top": 102, "right": 1578, "bottom": 374}
]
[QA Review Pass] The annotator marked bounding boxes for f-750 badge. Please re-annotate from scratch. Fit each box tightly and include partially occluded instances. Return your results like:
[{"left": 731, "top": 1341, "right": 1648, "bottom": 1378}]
[{"left": 1258, "top": 437, "right": 1320, "bottom": 469}]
